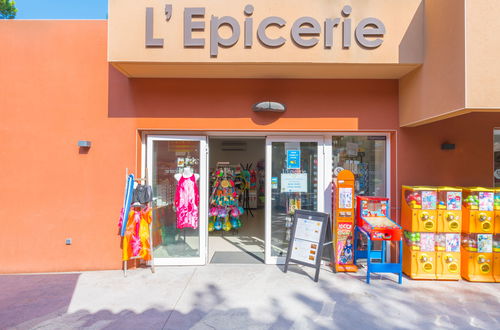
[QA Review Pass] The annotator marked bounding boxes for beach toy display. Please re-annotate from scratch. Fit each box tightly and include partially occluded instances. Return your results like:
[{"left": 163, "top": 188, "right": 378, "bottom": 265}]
[{"left": 208, "top": 167, "right": 245, "bottom": 232}]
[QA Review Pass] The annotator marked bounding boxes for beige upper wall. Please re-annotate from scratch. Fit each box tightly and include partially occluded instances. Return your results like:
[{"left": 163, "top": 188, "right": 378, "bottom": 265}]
[
  {"left": 466, "top": 0, "right": 500, "bottom": 109},
  {"left": 399, "top": 0, "right": 466, "bottom": 127},
  {"left": 400, "top": 0, "right": 500, "bottom": 127},
  {"left": 108, "top": 0, "right": 424, "bottom": 78}
]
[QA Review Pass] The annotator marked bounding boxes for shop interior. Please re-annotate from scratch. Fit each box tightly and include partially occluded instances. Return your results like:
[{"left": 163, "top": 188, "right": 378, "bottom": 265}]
[
  {"left": 208, "top": 137, "right": 266, "bottom": 264},
  {"left": 148, "top": 134, "right": 387, "bottom": 265}
]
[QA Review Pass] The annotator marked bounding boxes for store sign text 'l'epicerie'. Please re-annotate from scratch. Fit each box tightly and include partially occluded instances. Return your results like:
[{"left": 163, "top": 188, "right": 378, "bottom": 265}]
[{"left": 146, "top": 4, "right": 386, "bottom": 56}]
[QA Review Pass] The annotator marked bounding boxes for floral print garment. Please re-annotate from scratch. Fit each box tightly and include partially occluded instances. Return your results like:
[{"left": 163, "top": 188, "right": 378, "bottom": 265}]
[{"left": 175, "top": 174, "right": 200, "bottom": 229}]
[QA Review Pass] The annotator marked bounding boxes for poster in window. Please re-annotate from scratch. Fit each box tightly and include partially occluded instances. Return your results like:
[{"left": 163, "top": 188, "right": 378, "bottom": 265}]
[
  {"left": 286, "top": 150, "right": 301, "bottom": 169},
  {"left": 346, "top": 142, "right": 358, "bottom": 157}
]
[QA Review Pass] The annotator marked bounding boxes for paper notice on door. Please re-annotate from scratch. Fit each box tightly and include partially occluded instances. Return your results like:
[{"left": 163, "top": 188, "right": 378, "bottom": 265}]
[{"left": 281, "top": 173, "right": 308, "bottom": 193}]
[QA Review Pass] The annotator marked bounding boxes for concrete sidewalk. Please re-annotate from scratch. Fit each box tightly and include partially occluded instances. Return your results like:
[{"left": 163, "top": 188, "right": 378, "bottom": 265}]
[{"left": 1, "top": 264, "right": 499, "bottom": 329}]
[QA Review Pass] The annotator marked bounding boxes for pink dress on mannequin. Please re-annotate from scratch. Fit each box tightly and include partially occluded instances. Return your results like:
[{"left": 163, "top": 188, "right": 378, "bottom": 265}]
[{"left": 175, "top": 174, "right": 199, "bottom": 229}]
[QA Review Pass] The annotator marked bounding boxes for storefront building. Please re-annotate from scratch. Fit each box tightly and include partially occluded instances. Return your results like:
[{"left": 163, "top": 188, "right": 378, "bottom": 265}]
[{"left": 2, "top": 0, "right": 500, "bottom": 273}]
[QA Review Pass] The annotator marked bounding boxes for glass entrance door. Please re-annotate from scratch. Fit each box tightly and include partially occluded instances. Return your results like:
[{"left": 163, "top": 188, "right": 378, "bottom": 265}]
[
  {"left": 265, "top": 137, "right": 324, "bottom": 264},
  {"left": 146, "top": 135, "right": 207, "bottom": 265}
]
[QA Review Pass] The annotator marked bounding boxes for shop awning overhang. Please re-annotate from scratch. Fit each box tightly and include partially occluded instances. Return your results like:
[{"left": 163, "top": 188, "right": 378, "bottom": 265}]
[{"left": 111, "top": 62, "right": 420, "bottom": 79}]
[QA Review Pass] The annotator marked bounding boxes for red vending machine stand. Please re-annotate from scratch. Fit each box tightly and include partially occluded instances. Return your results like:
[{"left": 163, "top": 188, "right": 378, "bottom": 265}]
[{"left": 333, "top": 170, "right": 357, "bottom": 272}]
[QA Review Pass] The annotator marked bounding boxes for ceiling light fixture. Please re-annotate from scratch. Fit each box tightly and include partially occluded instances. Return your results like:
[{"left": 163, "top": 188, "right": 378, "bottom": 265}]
[{"left": 252, "top": 101, "right": 286, "bottom": 113}]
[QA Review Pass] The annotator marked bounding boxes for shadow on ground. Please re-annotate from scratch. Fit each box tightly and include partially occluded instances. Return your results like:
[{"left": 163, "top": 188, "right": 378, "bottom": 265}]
[{"left": 1, "top": 267, "right": 499, "bottom": 330}]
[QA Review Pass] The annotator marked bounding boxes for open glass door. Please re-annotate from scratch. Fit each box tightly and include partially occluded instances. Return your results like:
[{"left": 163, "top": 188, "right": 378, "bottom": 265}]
[
  {"left": 147, "top": 135, "right": 207, "bottom": 265},
  {"left": 265, "top": 137, "right": 324, "bottom": 264}
]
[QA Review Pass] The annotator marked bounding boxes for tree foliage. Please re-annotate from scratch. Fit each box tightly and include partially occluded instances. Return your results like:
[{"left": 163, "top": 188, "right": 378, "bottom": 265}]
[{"left": 0, "top": 0, "right": 17, "bottom": 19}]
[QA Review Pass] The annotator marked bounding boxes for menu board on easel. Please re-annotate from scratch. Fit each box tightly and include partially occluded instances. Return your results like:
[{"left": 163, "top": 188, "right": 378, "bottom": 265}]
[{"left": 284, "top": 210, "right": 330, "bottom": 282}]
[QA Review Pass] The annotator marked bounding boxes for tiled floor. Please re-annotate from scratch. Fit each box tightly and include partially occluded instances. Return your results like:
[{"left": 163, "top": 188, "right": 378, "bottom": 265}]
[{"left": 208, "top": 208, "right": 265, "bottom": 262}]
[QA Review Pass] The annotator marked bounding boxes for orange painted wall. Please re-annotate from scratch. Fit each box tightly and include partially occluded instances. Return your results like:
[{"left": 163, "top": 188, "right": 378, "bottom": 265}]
[
  {"left": 396, "top": 112, "right": 500, "bottom": 221},
  {"left": 0, "top": 21, "right": 400, "bottom": 273},
  {"left": 0, "top": 21, "right": 131, "bottom": 273},
  {"left": 108, "top": 69, "right": 399, "bottom": 131}
]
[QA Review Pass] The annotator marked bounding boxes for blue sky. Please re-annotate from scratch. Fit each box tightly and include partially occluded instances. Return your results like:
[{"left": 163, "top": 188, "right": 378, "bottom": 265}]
[{"left": 15, "top": 0, "right": 108, "bottom": 19}]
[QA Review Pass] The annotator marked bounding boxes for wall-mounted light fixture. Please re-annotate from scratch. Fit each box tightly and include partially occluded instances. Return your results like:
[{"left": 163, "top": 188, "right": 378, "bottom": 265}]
[
  {"left": 78, "top": 140, "right": 92, "bottom": 148},
  {"left": 441, "top": 142, "right": 455, "bottom": 150},
  {"left": 252, "top": 101, "right": 286, "bottom": 113}
]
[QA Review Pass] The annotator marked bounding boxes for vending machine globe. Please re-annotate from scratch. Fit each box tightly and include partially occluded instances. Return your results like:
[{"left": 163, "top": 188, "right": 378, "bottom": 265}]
[
  {"left": 403, "top": 231, "right": 437, "bottom": 280},
  {"left": 437, "top": 187, "right": 462, "bottom": 233},
  {"left": 461, "top": 233, "right": 494, "bottom": 282},
  {"left": 463, "top": 188, "right": 494, "bottom": 233},
  {"left": 435, "top": 233, "right": 461, "bottom": 280},
  {"left": 402, "top": 186, "right": 438, "bottom": 233}
]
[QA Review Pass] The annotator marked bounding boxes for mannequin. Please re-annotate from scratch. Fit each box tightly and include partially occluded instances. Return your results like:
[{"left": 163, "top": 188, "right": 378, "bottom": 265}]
[
  {"left": 174, "top": 166, "right": 200, "bottom": 181},
  {"left": 174, "top": 166, "right": 200, "bottom": 231}
]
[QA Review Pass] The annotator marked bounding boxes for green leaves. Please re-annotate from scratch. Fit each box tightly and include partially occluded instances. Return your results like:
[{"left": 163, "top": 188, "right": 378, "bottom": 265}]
[{"left": 0, "top": 0, "right": 17, "bottom": 19}]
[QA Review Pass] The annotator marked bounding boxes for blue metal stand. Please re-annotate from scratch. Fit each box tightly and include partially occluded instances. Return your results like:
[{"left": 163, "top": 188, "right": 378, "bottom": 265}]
[{"left": 354, "top": 226, "right": 403, "bottom": 284}]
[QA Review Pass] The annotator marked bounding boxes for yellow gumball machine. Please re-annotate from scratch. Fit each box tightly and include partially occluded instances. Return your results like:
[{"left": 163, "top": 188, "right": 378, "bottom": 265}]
[
  {"left": 402, "top": 186, "right": 438, "bottom": 233},
  {"left": 435, "top": 233, "right": 461, "bottom": 280},
  {"left": 403, "top": 231, "right": 437, "bottom": 280},
  {"left": 437, "top": 187, "right": 462, "bottom": 233},
  {"left": 495, "top": 188, "right": 500, "bottom": 234},
  {"left": 494, "top": 234, "right": 500, "bottom": 282},
  {"left": 461, "top": 233, "right": 494, "bottom": 282},
  {"left": 462, "top": 188, "right": 494, "bottom": 234}
]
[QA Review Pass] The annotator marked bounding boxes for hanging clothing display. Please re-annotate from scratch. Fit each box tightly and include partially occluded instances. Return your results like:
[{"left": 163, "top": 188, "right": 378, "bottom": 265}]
[
  {"left": 208, "top": 166, "right": 245, "bottom": 232},
  {"left": 132, "top": 184, "right": 153, "bottom": 205},
  {"left": 122, "top": 206, "right": 152, "bottom": 261},
  {"left": 175, "top": 174, "right": 200, "bottom": 229}
]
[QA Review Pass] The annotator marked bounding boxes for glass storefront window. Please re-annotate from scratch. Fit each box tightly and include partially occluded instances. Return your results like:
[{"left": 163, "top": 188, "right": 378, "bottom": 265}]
[
  {"left": 332, "top": 136, "right": 387, "bottom": 197},
  {"left": 151, "top": 140, "right": 201, "bottom": 259},
  {"left": 270, "top": 141, "right": 319, "bottom": 258}
]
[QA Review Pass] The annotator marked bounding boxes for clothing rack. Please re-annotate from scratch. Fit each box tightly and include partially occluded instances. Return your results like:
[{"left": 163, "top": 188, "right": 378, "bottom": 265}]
[
  {"left": 123, "top": 168, "right": 155, "bottom": 277},
  {"left": 240, "top": 163, "right": 254, "bottom": 217}
]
